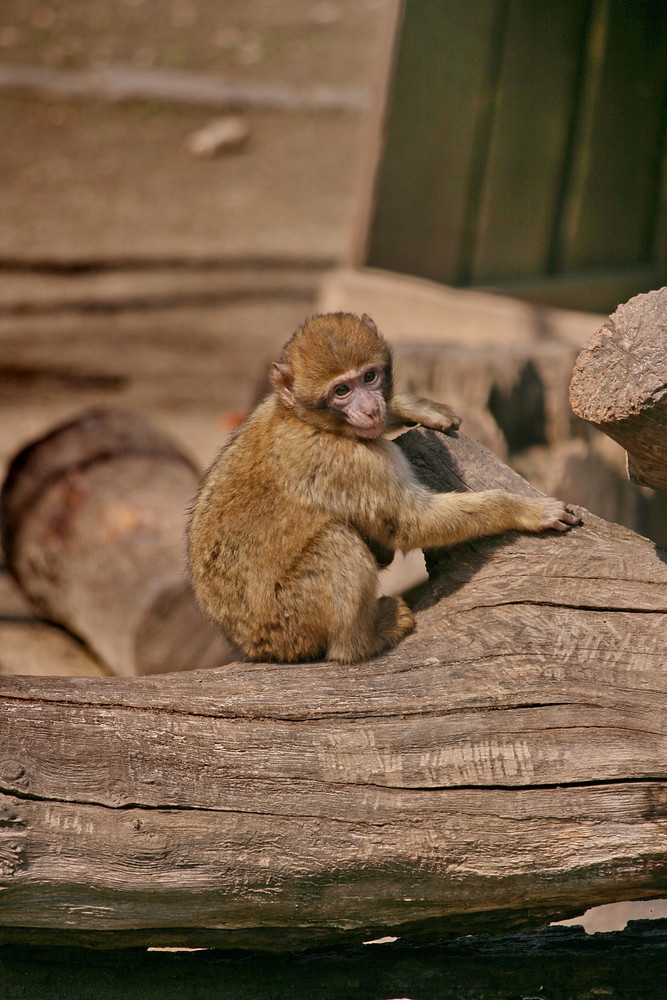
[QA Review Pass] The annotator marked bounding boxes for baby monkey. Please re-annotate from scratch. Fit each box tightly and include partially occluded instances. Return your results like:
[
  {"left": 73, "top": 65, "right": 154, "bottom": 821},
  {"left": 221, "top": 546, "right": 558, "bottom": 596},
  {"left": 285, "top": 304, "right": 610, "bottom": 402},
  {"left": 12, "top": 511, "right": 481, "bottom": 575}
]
[{"left": 188, "top": 312, "right": 579, "bottom": 663}]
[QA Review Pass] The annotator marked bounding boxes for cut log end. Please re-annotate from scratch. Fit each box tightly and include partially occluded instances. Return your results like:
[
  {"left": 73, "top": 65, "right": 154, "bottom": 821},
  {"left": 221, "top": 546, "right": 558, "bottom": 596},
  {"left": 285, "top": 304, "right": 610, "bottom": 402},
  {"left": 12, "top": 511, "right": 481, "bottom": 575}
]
[{"left": 569, "top": 287, "right": 667, "bottom": 491}]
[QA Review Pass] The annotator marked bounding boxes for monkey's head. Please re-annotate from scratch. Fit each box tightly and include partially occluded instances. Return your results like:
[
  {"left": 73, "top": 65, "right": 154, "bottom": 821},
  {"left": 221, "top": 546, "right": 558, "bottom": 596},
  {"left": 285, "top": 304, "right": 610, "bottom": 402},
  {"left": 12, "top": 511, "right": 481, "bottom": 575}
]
[{"left": 270, "top": 312, "right": 393, "bottom": 439}]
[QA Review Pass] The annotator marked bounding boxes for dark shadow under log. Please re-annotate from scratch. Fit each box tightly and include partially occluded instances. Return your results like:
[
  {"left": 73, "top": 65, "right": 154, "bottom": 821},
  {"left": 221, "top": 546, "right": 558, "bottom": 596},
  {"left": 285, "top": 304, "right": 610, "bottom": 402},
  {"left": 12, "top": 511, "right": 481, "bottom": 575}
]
[
  {"left": 5, "top": 921, "right": 667, "bottom": 1000},
  {"left": 0, "top": 428, "right": 666, "bottom": 950}
]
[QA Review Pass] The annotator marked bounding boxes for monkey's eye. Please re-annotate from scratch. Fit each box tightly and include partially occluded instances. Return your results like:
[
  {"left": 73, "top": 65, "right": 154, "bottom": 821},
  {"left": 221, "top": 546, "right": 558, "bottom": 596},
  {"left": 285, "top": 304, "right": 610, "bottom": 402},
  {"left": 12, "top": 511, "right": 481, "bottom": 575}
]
[
  {"left": 364, "top": 370, "right": 378, "bottom": 383},
  {"left": 334, "top": 384, "right": 350, "bottom": 397}
]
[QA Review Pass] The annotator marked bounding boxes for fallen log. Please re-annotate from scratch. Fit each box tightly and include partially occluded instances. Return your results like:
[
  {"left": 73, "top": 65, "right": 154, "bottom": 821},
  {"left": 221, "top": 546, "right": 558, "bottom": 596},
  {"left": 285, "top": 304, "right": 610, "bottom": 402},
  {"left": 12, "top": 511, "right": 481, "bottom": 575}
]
[
  {"left": 0, "top": 428, "right": 666, "bottom": 950},
  {"left": 0, "top": 409, "right": 233, "bottom": 675},
  {"left": 570, "top": 287, "right": 667, "bottom": 490}
]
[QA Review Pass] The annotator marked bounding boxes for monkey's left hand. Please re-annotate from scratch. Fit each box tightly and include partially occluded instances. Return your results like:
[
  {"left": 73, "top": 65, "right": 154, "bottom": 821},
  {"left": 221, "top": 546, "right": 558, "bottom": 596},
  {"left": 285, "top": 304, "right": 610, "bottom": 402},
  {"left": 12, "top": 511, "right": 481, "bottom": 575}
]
[
  {"left": 389, "top": 393, "right": 462, "bottom": 433},
  {"left": 414, "top": 399, "right": 462, "bottom": 433}
]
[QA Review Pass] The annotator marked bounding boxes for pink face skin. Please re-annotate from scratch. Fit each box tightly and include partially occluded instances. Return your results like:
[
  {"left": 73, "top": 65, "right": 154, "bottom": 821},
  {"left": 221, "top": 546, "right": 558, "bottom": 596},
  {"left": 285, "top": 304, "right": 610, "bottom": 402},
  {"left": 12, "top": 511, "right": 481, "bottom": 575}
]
[{"left": 327, "top": 366, "right": 388, "bottom": 439}]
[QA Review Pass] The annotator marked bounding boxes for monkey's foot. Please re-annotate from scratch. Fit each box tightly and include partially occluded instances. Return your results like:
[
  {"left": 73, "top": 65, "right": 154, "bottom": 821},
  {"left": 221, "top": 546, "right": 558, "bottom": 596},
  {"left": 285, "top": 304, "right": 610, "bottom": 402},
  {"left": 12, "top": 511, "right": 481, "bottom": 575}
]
[{"left": 376, "top": 595, "right": 415, "bottom": 650}]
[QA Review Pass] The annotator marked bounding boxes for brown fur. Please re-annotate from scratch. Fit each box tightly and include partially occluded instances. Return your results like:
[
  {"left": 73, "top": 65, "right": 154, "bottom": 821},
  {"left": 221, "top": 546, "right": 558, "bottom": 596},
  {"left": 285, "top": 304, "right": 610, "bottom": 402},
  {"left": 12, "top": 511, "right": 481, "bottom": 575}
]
[{"left": 187, "top": 313, "right": 579, "bottom": 663}]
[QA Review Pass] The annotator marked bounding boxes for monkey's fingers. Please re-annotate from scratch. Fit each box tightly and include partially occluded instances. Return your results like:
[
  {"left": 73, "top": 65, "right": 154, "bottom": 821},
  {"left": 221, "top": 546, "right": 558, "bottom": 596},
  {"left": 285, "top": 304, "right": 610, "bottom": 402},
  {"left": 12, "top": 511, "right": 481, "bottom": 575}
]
[
  {"left": 444, "top": 412, "right": 462, "bottom": 431},
  {"left": 424, "top": 406, "right": 462, "bottom": 433},
  {"left": 541, "top": 501, "right": 583, "bottom": 532}
]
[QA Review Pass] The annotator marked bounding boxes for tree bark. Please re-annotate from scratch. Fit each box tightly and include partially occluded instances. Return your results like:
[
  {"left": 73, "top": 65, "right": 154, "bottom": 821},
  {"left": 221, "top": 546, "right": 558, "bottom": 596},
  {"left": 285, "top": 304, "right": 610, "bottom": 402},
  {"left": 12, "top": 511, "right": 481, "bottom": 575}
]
[
  {"left": 1, "top": 428, "right": 666, "bottom": 950},
  {"left": 569, "top": 287, "right": 667, "bottom": 490}
]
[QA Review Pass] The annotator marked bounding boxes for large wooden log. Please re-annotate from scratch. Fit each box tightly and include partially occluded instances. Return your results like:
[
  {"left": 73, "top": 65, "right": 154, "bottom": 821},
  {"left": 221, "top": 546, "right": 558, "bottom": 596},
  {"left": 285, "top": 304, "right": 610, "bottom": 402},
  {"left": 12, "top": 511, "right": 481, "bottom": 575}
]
[
  {"left": 570, "top": 287, "right": 667, "bottom": 490},
  {"left": 1, "top": 428, "right": 666, "bottom": 950}
]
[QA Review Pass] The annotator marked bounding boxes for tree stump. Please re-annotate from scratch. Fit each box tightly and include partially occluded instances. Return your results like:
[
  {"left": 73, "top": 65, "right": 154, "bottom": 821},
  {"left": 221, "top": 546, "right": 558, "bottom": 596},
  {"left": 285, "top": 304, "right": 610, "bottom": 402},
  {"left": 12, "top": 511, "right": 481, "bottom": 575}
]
[
  {"left": 570, "top": 287, "right": 667, "bottom": 491},
  {"left": 1, "top": 428, "right": 666, "bottom": 950}
]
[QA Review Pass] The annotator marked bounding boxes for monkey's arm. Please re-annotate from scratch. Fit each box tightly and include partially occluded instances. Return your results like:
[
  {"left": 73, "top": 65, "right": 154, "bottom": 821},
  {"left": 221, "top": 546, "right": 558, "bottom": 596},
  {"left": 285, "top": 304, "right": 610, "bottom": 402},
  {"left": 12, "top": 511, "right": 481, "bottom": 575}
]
[
  {"left": 387, "top": 486, "right": 580, "bottom": 552},
  {"left": 346, "top": 443, "right": 579, "bottom": 551},
  {"left": 387, "top": 392, "right": 461, "bottom": 433}
]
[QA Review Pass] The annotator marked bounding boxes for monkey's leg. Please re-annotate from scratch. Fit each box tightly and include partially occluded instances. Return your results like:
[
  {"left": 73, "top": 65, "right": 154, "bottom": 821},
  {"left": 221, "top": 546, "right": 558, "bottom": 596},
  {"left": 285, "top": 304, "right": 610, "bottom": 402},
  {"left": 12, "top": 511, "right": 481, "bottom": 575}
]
[
  {"left": 323, "top": 529, "right": 415, "bottom": 663},
  {"left": 373, "top": 595, "right": 415, "bottom": 649},
  {"left": 327, "top": 592, "right": 415, "bottom": 664},
  {"left": 260, "top": 527, "right": 413, "bottom": 664}
]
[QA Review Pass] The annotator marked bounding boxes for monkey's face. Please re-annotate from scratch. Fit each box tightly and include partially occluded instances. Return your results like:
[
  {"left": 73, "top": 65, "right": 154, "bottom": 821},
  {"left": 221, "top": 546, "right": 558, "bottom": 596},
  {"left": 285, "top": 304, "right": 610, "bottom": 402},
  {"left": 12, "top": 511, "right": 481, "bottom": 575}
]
[
  {"left": 270, "top": 313, "right": 394, "bottom": 439},
  {"left": 326, "top": 364, "right": 388, "bottom": 438}
]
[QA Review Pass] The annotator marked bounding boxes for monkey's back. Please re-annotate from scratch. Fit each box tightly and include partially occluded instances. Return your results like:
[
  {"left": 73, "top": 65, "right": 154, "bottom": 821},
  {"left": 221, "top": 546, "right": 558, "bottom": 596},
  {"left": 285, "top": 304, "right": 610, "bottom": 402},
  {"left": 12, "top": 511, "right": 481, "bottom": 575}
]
[{"left": 187, "top": 397, "right": 357, "bottom": 658}]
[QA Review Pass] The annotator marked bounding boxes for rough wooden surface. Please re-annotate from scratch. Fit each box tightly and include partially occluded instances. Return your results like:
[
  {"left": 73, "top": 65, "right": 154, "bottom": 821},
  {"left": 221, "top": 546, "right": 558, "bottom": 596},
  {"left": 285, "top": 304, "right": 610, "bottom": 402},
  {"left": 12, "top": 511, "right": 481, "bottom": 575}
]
[
  {"left": 570, "top": 287, "right": 667, "bottom": 490},
  {"left": 1, "top": 428, "right": 666, "bottom": 950}
]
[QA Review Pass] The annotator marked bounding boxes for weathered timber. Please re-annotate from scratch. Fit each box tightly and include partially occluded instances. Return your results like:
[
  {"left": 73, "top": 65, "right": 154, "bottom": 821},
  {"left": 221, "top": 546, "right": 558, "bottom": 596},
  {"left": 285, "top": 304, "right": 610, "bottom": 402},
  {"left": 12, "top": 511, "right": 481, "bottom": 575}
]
[
  {"left": 0, "top": 409, "right": 233, "bottom": 675},
  {"left": 570, "top": 287, "right": 667, "bottom": 490},
  {"left": 0, "top": 428, "right": 666, "bottom": 950}
]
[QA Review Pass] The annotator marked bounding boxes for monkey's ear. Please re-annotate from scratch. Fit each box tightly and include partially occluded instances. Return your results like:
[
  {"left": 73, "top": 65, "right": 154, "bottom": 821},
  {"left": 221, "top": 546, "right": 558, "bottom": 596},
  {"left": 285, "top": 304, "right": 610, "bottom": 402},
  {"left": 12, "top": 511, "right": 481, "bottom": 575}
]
[
  {"left": 360, "top": 313, "right": 378, "bottom": 333},
  {"left": 270, "top": 362, "right": 295, "bottom": 405}
]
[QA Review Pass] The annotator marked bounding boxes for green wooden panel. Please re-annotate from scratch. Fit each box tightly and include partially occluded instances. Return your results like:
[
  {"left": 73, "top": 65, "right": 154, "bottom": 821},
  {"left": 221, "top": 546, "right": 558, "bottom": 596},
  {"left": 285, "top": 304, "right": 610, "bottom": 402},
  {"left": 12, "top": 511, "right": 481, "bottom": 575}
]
[
  {"left": 469, "top": 0, "right": 589, "bottom": 282},
  {"left": 558, "top": 0, "right": 667, "bottom": 270},
  {"left": 479, "top": 263, "right": 667, "bottom": 314},
  {"left": 367, "top": 0, "right": 503, "bottom": 284},
  {"left": 364, "top": 0, "right": 667, "bottom": 311}
]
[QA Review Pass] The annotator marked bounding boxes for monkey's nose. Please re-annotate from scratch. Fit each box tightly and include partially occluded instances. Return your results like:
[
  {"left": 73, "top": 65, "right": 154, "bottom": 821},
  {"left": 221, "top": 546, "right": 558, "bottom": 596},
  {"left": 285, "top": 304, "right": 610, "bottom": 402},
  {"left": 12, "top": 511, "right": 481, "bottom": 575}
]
[
  {"left": 359, "top": 395, "right": 384, "bottom": 419},
  {"left": 361, "top": 403, "right": 380, "bottom": 418}
]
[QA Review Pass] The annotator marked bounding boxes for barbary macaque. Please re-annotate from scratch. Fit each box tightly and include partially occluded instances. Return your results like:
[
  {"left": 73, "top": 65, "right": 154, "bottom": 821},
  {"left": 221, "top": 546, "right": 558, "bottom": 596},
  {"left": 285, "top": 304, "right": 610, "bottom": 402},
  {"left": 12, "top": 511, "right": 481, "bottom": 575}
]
[{"left": 187, "top": 312, "right": 580, "bottom": 663}]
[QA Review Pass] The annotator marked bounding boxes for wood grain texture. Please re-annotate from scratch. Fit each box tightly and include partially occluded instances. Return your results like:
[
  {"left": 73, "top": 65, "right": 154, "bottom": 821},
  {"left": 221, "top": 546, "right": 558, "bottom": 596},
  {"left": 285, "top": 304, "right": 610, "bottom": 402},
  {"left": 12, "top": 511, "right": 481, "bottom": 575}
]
[
  {"left": 570, "top": 286, "right": 667, "bottom": 490},
  {"left": 1, "top": 428, "right": 666, "bottom": 950}
]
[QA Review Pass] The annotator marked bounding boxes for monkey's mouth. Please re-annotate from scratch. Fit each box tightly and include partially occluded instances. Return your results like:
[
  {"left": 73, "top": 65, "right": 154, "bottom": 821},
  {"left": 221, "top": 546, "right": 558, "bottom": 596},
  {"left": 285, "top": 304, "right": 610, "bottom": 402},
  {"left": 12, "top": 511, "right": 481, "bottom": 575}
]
[{"left": 352, "top": 420, "right": 386, "bottom": 439}]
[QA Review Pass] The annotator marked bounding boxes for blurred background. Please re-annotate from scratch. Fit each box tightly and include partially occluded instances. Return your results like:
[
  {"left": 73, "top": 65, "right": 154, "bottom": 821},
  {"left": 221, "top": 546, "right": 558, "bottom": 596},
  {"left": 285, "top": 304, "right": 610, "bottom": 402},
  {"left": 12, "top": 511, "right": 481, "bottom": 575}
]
[
  {"left": 0, "top": 4, "right": 665, "bottom": 643},
  {"left": 0, "top": 0, "right": 389, "bottom": 468},
  {"left": 1, "top": 0, "right": 666, "bottom": 667},
  {"left": 1, "top": 0, "right": 667, "bottom": 971}
]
